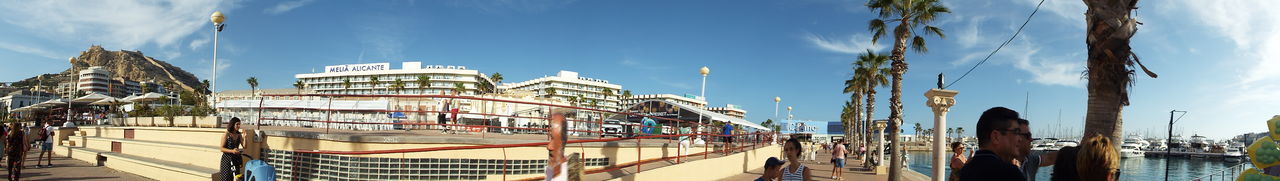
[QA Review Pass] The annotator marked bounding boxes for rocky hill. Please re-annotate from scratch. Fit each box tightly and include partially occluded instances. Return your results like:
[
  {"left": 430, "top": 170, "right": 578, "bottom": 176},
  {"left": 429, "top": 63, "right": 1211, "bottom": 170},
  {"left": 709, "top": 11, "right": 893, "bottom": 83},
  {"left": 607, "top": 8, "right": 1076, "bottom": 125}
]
[{"left": 10, "top": 45, "right": 202, "bottom": 93}]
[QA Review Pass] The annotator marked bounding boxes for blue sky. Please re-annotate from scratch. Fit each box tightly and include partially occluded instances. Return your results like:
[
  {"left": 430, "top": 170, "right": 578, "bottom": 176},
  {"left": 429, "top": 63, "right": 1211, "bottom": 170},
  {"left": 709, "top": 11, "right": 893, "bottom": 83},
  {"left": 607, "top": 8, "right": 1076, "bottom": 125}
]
[{"left": 0, "top": 0, "right": 1275, "bottom": 140}]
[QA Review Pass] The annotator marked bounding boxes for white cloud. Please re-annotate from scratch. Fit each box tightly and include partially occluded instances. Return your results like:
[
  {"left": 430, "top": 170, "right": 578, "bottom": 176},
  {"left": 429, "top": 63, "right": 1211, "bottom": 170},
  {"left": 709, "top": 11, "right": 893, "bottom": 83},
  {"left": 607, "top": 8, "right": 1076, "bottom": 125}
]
[
  {"left": 619, "top": 57, "right": 668, "bottom": 71},
  {"left": 0, "top": 41, "right": 63, "bottom": 59},
  {"left": 803, "top": 32, "right": 884, "bottom": 54},
  {"left": 1163, "top": 1, "right": 1280, "bottom": 136},
  {"left": 188, "top": 33, "right": 211, "bottom": 50},
  {"left": 195, "top": 58, "right": 232, "bottom": 84},
  {"left": 264, "top": 0, "right": 316, "bottom": 15},
  {"left": 1005, "top": 44, "right": 1085, "bottom": 87},
  {"left": 1017, "top": 0, "right": 1085, "bottom": 29},
  {"left": 449, "top": 0, "right": 578, "bottom": 14},
  {"left": 0, "top": 0, "right": 239, "bottom": 50},
  {"left": 956, "top": 16, "right": 988, "bottom": 48}
]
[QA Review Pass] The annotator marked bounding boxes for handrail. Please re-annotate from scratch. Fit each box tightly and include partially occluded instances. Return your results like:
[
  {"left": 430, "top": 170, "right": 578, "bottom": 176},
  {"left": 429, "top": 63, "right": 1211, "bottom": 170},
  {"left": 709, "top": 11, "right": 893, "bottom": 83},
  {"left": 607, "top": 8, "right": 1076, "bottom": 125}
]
[
  {"left": 1187, "top": 162, "right": 1249, "bottom": 181},
  {"left": 291, "top": 132, "right": 768, "bottom": 155}
]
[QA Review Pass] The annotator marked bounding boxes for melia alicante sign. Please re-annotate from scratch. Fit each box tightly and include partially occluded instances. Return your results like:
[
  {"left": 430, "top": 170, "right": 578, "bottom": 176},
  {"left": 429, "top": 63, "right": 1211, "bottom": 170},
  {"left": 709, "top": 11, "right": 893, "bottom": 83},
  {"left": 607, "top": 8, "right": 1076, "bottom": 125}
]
[{"left": 325, "top": 63, "right": 390, "bottom": 73}]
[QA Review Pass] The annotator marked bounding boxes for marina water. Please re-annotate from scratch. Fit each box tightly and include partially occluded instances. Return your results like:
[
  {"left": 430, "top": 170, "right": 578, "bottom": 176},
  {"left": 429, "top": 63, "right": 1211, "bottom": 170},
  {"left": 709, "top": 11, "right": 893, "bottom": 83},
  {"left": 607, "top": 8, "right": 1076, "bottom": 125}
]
[{"left": 905, "top": 151, "right": 1252, "bottom": 181}]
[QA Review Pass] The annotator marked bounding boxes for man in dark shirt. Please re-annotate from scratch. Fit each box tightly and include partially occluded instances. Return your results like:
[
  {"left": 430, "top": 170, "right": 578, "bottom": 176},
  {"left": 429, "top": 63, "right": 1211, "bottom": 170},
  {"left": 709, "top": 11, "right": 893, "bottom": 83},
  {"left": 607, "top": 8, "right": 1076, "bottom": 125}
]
[{"left": 958, "top": 107, "right": 1029, "bottom": 181}]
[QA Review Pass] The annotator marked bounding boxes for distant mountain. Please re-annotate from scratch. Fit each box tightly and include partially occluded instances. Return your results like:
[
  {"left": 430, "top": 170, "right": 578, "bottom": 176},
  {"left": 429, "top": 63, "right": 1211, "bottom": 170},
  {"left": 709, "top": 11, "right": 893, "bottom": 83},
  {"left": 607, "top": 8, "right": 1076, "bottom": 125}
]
[{"left": 10, "top": 45, "right": 202, "bottom": 93}]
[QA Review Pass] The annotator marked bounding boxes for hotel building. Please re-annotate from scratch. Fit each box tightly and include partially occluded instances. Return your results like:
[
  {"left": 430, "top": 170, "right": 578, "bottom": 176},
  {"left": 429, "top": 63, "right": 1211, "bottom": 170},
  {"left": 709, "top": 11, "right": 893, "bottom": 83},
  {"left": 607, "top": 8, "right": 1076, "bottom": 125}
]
[
  {"left": 707, "top": 104, "right": 746, "bottom": 119},
  {"left": 499, "top": 71, "right": 622, "bottom": 111},
  {"left": 295, "top": 62, "right": 496, "bottom": 96},
  {"left": 70, "top": 66, "right": 166, "bottom": 98}
]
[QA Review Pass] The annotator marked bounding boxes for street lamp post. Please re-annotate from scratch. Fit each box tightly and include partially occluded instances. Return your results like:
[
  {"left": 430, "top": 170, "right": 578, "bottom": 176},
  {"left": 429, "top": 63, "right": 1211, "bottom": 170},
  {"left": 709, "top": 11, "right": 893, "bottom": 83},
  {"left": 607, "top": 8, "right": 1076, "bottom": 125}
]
[
  {"left": 786, "top": 106, "right": 793, "bottom": 120},
  {"left": 699, "top": 66, "right": 709, "bottom": 159},
  {"left": 210, "top": 11, "right": 225, "bottom": 114},
  {"left": 773, "top": 97, "right": 780, "bottom": 119}
]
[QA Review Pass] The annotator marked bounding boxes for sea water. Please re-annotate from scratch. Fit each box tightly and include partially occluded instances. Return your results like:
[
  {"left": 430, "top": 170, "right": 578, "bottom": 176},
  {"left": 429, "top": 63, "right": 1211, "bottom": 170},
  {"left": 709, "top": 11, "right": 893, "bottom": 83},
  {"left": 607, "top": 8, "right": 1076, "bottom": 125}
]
[{"left": 905, "top": 151, "right": 1252, "bottom": 181}]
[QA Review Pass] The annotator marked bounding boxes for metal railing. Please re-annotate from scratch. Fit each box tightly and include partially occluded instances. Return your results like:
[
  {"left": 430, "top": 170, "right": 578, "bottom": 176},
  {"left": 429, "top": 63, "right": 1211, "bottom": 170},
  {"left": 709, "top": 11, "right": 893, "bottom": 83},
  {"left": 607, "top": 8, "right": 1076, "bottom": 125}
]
[
  {"left": 1188, "top": 162, "right": 1250, "bottom": 181},
  {"left": 238, "top": 93, "right": 778, "bottom": 180}
]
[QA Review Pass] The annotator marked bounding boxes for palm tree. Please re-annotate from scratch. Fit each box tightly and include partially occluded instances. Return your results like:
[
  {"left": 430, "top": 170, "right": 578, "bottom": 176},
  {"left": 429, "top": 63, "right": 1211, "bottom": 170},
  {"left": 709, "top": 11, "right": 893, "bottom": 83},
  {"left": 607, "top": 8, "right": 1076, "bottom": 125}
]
[
  {"left": 853, "top": 49, "right": 890, "bottom": 166},
  {"left": 415, "top": 75, "right": 431, "bottom": 95},
  {"left": 368, "top": 76, "right": 380, "bottom": 94},
  {"left": 200, "top": 80, "right": 211, "bottom": 95},
  {"left": 246, "top": 77, "right": 258, "bottom": 96},
  {"left": 140, "top": 83, "right": 151, "bottom": 94},
  {"left": 946, "top": 127, "right": 954, "bottom": 142},
  {"left": 840, "top": 100, "right": 856, "bottom": 147},
  {"left": 341, "top": 79, "right": 352, "bottom": 95},
  {"left": 452, "top": 82, "right": 465, "bottom": 95},
  {"left": 913, "top": 122, "right": 923, "bottom": 142},
  {"left": 545, "top": 88, "right": 557, "bottom": 98},
  {"left": 293, "top": 80, "right": 305, "bottom": 94},
  {"left": 621, "top": 90, "right": 632, "bottom": 99},
  {"left": 956, "top": 127, "right": 964, "bottom": 141},
  {"left": 490, "top": 72, "right": 504, "bottom": 93},
  {"left": 867, "top": 0, "right": 949, "bottom": 177},
  {"left": 391, "top": 78, "right": 405, "bottom": 94},
  {"left": 1082, "top": 0, "right": 1157, "bottom": 147},
  {"left": 842, "top": 75, "right": 866, "bottom": 157}
]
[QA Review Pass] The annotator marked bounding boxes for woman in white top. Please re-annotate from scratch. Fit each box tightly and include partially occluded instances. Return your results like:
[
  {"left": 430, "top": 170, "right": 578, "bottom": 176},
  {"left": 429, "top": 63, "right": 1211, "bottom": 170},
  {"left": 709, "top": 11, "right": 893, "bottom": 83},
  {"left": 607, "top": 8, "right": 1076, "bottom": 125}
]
[{"left": 781, "top": 138, "right": 811, "bottom": 181}]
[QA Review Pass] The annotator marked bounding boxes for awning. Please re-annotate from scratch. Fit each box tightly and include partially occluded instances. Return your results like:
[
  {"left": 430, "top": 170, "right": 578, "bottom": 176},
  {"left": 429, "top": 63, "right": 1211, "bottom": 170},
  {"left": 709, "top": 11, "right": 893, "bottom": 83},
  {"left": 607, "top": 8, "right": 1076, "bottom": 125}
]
[
  {"left": 127, "top": 93, "right": 170, "bottom": 102},
  {"left": 34, "top": 99, "right": 68, "bottom": 107}
]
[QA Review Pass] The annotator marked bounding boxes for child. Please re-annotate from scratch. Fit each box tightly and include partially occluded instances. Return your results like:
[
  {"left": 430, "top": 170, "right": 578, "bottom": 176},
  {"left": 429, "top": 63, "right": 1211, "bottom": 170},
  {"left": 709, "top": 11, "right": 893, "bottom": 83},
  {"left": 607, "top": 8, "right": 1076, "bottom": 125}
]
[{"left": 756, "top": 157, "right": 786, "bottom": 181}]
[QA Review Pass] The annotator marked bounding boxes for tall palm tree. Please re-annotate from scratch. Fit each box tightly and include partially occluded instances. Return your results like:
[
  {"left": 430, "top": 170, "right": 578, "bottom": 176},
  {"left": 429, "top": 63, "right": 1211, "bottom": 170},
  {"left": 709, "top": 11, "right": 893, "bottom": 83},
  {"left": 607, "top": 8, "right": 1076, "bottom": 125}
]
[
  {"left": 867, "top": 0, "right": 949, "bottom": 177},
  {"left": 490, "top": 72, "right": 503, "bottom": 93},
  {"left": 416, "top": 75, "right": 431, "bottom": 95},
  {"left": 600, "top": 88, "right": 615, "bottom": 110},
  {"left": 293, "top": 80, "right": 305, "bottom": 94},
  {"left": 946, "top": 127, "right": 954, "bottom": 142},
  {"left": 246, "top": 77, "right": 258, "bottom": 96},
  {"left": 1082, "top": 0, "right": 1157, "bottom": 147},
  {"left": 843, "top": 75, "right": 867, "bottom": 155},
  {"left": 200, "top": 80, "right": 211, "bottom": 95},
  {"left": 341, "top": 79, "right": 352, "bottom": 95},
  {"left": 955, "top": 127, "right": 964, "bottom": 141},
  {"left": 853, "top": 49, "right": 890, "bottom": 166},
  {"left": 391, "top": 78, "right": 405, "bottom": 94},
  {"left": 368, "top": 76, "right": 380, "bottom": 95},
  {"left": 840, "top": 100, "right": 856, "bottom": 147}
]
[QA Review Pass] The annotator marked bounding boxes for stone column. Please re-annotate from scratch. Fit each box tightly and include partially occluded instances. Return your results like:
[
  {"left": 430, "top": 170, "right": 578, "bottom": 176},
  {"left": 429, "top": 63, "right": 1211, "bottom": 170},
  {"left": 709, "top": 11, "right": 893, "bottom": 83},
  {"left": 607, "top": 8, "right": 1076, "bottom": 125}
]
[
  {"left": 874, "top": 120, "right": 888, "bottom": 174},
  {"left": 925, "top": 89, "right": 958, "bottom": 181}
]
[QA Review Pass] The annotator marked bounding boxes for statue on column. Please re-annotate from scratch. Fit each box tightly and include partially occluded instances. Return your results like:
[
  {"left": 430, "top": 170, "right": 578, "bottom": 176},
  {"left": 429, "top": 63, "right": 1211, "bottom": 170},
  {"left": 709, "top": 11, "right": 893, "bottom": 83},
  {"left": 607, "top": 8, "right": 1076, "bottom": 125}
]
[{"left": 937, "top": 73, "right": 945, "bottom": 89}]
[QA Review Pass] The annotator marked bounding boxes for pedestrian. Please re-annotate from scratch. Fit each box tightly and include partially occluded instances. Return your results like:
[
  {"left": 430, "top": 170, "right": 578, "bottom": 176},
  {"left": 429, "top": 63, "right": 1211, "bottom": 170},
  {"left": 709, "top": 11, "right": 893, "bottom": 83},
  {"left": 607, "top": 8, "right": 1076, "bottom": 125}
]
[
  {"left": 957, "top": 107, "right": 1028, "bottom": 181},
  {"left": 722, "top": 123, "right": 734, "bottom": 155},
  {"left": 1049, "top": 146, "right": 1080, "bottom": 181},
  {"left": 34, "top": 122, "right": 53, "bottom": 168},
  {"left": 6, "top": 122, "right": 25, "bottom": 181},
  {"left": 830, "top": 140, "right": 847, "bottom": 180},
  {"left": 1010, "top": 119, "right": 1058, "bottom": 181},
  {"left": 756, "top": 157, "right": 786, "bottom": 181},
  {"left": 949, "top": 142, "right": 968, "bottom": 181},
  {"left": 781, "top": 138, "right": 811, "bottom": 181},
  {"left": 217, "top": 117, "right": 244, "bottom": 181},
  {"left": 545, "top": 108, "right": 571, "bottom": 181},
  {"left": 1076, "top": 134, "right": 1119, "bottom": 181},
  {"left": 808, "top": 142, "right": 817, "bottom": 162}
]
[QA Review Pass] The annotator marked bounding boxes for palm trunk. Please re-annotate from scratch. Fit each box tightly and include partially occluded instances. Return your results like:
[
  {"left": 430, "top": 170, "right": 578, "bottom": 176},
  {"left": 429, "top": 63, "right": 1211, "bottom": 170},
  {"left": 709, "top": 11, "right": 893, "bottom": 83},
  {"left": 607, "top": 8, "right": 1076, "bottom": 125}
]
[
  {"left": 887, "top": 20, "right": 911, "bottom": 181},
  {"left": 864, "top": 88, "right": 877, "bottom": 167},
  {"left": 1082, "top": 0, "right": 1139, "bottom": 147}
]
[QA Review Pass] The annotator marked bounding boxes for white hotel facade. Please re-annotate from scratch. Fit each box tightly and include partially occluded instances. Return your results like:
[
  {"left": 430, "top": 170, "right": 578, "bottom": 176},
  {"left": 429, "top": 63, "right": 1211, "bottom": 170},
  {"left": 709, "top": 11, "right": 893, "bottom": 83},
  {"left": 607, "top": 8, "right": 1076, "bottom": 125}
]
[
  {"left": 295, "top": 62, "right": 495, "bottom": 96},
  {"left": 499, "top": 71, "right": 623, "bottom": 111}
]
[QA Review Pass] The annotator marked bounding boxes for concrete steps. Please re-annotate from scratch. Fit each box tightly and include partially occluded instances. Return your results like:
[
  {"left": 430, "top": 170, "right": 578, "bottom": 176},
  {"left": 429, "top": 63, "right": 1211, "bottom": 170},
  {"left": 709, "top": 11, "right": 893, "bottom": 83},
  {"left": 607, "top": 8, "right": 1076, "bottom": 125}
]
[{"left": 56, "top": 127, "right": 231, "bottom": 181}]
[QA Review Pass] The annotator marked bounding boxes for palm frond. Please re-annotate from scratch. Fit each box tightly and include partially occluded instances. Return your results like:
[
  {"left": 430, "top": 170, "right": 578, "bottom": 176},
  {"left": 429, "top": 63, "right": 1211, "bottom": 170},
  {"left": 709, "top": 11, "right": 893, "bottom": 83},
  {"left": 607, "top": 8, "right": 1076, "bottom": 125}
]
[
  {"left": 910, "top": 35, "right": 928, "bottom": 53},
  {"left": 869, "top": 19, "right": 888, "bottom": 44},
  {"left": 923, "top": 25, "right": 945, "bottom": 38}
]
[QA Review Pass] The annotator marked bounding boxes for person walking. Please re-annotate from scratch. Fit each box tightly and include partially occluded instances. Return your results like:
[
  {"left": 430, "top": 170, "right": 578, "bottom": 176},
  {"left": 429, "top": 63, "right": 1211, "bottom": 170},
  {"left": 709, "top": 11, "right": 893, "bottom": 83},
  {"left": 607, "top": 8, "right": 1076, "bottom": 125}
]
[
  {"left": 5, "top": 122, "right": 25, "bottom": 181},
  {"left": 781, "top": 138, "right": 811, "bottom": 181},
  {"left": 830, "top": 140, "right": 847, "bottom": 180},
  {"left": 34, "top": 122, "right": 53, "bottom": 168},
  {"left": 722, "top": 123, "right": 734, "bottom": 155},
  {"left": 216, "top": 118, "right": 244, "bottom": 181}
]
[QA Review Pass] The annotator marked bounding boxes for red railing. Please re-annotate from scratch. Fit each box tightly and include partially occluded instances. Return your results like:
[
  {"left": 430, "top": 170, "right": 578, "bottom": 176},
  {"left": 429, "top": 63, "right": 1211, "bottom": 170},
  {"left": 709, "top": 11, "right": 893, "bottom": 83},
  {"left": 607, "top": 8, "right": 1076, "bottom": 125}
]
[{"left": 239, "top": 93, "right": 777, "bottom": 180}]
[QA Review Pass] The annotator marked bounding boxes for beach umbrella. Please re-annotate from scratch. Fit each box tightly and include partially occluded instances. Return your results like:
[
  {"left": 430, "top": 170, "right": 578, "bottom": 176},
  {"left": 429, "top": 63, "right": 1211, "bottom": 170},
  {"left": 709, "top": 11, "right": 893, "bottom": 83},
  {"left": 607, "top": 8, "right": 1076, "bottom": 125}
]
[
  {"left": 34, "top": 99, "right": 68, "bottom": 107},
  {"left": 90, "top": 97, "right": 131, "bottom": 106}
]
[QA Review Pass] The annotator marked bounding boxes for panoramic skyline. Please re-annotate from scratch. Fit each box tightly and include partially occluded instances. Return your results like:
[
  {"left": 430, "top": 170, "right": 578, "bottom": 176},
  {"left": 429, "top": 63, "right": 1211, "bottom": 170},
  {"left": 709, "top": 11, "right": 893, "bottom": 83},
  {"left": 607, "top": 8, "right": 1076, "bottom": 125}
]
[{"left": 0, "top": 0, "right": 1275, "bottom": 139}]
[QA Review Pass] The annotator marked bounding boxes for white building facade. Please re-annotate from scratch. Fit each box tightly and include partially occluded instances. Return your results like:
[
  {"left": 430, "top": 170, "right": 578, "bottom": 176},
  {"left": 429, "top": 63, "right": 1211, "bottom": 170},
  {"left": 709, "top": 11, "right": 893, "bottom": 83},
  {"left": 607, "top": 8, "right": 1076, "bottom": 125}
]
[
  {"left": 296, "top": 62, "right": 496, "bottom": 96},
  {"left": 707, "top": 104, "right": 746, "bottom": 119},
  {"left": 499, "top": 71, "right": 622, "bottom": 111}
]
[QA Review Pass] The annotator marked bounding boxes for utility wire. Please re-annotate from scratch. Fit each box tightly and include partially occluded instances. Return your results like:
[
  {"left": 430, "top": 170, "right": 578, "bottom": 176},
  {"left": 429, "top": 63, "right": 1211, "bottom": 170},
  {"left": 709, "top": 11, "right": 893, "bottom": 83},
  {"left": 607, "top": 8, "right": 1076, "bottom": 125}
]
[{"left": 944, "top": 0, "right": 1046, "bottom": 89}]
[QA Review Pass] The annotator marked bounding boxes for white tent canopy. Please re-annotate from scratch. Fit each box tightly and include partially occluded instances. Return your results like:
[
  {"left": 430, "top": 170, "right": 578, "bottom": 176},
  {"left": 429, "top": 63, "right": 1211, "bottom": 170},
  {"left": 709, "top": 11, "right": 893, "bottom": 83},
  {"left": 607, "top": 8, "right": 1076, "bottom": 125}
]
[
  {"left": 643, "top": 100, "right": 770, "bottom": 131},
  {"left": 90, "top": 97, "right": 131, "bottom": 106},
  {"left": 126, "top": 93, "right": 170, "bottom": 103},
  {"left": 34, "top": 99, "right": 68, "bottom": 107},
  {"left": 72, "top": 93, "right": 113, "bottom": 103}
]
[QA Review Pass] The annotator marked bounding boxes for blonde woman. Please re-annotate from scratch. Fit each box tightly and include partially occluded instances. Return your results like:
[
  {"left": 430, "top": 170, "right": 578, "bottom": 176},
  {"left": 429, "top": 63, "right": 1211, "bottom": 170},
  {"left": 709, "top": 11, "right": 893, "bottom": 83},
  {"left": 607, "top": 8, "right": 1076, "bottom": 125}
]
[{"left": 1077, "top": 134, "right": 1120, "bottom": 181}]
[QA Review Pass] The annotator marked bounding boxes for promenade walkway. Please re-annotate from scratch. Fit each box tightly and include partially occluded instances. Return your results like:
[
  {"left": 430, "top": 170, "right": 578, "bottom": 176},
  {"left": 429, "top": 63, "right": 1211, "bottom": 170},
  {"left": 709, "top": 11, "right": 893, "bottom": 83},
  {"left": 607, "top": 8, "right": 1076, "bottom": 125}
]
[
  {"left": 723, "top": 149, "right": 929, "bottom": 181},
  {"left": 22, "top": 151, "right": 152, "bottom": 180}
]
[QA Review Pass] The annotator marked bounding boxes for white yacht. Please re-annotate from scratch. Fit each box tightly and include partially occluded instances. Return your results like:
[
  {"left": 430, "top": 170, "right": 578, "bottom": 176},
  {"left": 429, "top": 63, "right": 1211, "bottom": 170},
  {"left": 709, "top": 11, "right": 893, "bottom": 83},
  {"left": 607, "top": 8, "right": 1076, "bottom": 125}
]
[
  {"left": 1147, "top": 139, "right": 1167, "bottom": 151},
  {"left": 1224, "top": 146, "right": 1245, "bottom": 162},
  {"left": 1169, "top": 136, "right": 1188, "bottom": 152},
  {"left": 1189, "top": 135, "right": 1210, "bottom": 153},
  {"left": 1124, "top": 137, "right": 1151, "bottom": 151},
  {"left": 1120, "top": 143, "right": 1146, "bottom": 158}
]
